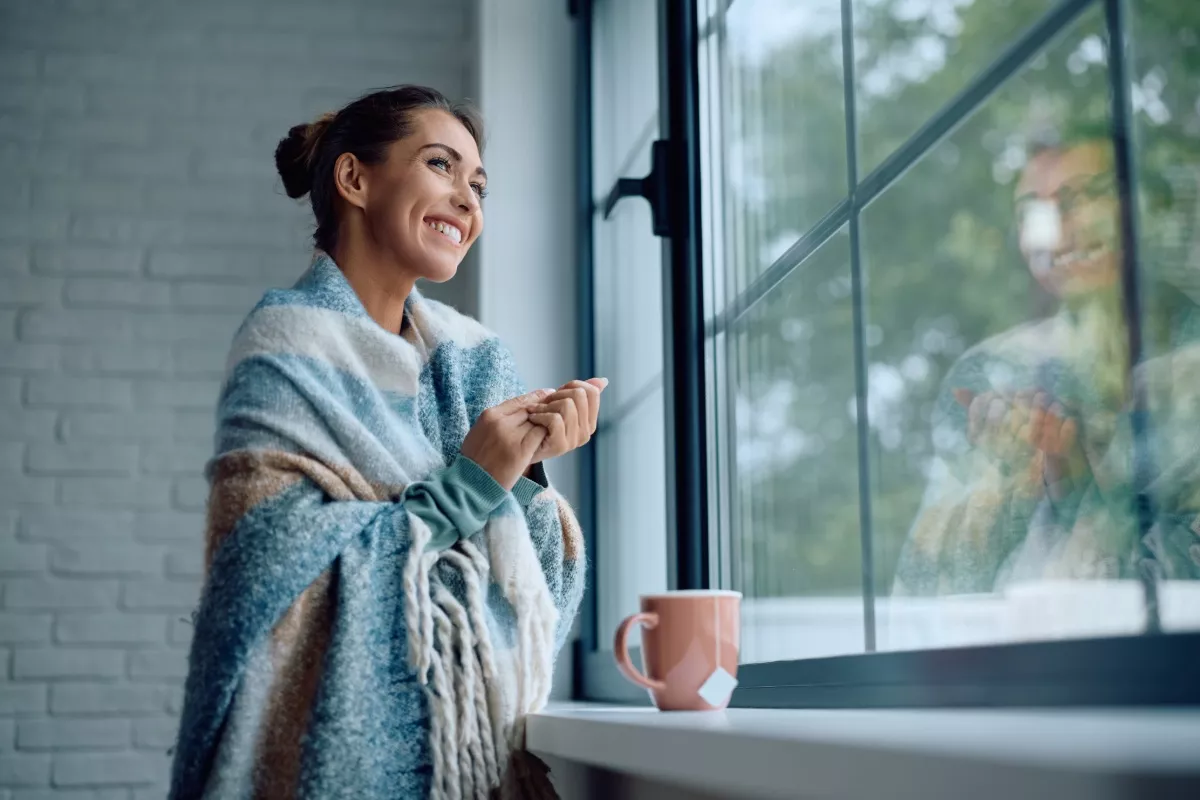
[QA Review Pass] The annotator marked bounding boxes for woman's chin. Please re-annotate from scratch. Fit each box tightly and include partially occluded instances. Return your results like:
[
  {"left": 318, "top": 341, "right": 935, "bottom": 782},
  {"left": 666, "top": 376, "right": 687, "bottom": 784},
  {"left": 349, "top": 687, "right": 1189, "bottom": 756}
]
[{"left": 417, "top": 261, "right": 461, "bottom": 284}]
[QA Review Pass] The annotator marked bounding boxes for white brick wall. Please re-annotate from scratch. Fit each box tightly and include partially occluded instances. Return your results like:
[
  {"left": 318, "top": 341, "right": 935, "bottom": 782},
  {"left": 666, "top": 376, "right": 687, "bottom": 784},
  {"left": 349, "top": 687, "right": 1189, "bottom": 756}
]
[{"left": 1, "top": 0, "right": 475, "bottom": 796}]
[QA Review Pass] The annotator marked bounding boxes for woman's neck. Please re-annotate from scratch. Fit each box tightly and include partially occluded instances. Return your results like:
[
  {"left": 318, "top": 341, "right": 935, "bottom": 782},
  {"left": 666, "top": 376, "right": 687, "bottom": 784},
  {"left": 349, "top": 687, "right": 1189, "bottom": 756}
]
[{"left": 332, "top": 239, "right": 415, "bottom": 335}]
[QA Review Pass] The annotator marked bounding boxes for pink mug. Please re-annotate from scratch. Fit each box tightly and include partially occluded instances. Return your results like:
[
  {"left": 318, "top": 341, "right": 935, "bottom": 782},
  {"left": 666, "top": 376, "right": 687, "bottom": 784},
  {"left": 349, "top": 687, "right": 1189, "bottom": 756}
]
[{"left": 613, "top": 590, "right": 741, "bottom": 711}]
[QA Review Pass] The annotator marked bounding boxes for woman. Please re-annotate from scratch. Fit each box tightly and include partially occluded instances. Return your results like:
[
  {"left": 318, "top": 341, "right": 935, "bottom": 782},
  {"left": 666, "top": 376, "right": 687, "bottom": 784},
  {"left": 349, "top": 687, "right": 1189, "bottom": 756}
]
[
  {"left": 170, "top": 85, "right": 600, "bottom": 799},
  {"left": 893, "top": 135, "right": 1200, "bottom": 599}
]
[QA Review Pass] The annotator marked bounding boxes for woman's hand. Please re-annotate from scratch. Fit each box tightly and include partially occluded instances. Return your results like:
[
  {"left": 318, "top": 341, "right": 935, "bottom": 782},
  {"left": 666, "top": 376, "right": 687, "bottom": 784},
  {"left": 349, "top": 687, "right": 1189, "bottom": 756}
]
[
  {"left": 461, "top": 389, "right": 553, "bottom": 490},
  {"left": 954, "top": 387, "right": 1087, "bottom": 498},
  {"left": 528, "top": 378, "right": 608, "bottom": 463}
]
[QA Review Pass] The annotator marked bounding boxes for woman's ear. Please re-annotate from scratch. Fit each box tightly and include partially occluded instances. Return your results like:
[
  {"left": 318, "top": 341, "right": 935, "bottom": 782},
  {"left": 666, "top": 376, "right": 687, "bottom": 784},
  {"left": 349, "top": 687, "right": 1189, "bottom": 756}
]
[{"left": 333, "top": 152, "right": 369, "bottom": 211}]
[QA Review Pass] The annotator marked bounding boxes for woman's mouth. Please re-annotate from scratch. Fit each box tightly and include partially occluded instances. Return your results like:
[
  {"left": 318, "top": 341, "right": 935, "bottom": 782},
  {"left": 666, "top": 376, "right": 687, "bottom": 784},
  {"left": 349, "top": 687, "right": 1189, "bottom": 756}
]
[
  {"left": 425, "top": 218, "right": 463, "bottom": 246},
  {"left": 1053, "top": 243, "right": 1110, "bottom": 270}
]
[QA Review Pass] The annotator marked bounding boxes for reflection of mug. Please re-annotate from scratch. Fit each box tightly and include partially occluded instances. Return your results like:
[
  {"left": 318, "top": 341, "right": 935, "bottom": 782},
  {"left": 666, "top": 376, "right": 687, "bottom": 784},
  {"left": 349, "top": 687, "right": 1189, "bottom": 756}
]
[{"left": 613, "top": 590, "right": 741, "bottom": 711}]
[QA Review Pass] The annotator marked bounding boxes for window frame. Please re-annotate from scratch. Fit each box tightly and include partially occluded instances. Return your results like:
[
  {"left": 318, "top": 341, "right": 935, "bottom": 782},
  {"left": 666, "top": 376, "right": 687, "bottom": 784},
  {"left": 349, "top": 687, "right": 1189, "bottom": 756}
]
[{"left": 572, "top": 0, "right": 1200, "bottom": 707}]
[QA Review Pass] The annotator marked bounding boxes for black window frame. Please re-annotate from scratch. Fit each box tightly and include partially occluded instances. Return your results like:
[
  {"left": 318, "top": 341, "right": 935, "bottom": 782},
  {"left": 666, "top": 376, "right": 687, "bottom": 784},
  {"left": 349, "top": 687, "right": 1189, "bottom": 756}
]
[{"left": 570, "top": 0, "right": 1200, "bottom": 707}]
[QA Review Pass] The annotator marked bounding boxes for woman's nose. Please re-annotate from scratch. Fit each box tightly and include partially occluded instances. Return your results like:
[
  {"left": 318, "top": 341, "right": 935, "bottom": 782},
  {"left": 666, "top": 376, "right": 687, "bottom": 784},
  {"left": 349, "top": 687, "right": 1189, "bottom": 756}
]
[{"left": 453, "top": 182, "right": 480, "bottom": 214}]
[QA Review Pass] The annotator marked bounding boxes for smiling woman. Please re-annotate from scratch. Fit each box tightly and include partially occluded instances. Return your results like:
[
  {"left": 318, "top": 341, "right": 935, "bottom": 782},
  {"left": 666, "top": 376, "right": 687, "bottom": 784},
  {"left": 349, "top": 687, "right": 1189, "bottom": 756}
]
[{"left": 168, "top": 85, "right": 604, "bottom": 799}]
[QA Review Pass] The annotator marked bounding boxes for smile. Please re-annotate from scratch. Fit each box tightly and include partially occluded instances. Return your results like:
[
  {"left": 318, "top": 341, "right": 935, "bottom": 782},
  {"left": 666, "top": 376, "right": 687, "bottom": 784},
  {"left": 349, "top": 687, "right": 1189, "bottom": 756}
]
[
  {"left": 1053, "top": 243, "right": 1110, "bottom": 270},
  {"left": 425, "top": 218, "right": 463, "bottom": 245}
]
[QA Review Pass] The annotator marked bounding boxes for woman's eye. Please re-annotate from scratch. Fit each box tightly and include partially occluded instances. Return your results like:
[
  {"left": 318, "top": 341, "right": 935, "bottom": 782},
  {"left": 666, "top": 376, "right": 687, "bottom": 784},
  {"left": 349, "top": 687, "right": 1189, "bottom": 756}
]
[
  {"left": 472, "top": 183, "right": 489, "bottom": 199},
  {"left": 428, "top": 157, "right": 451, "bottom": 171}
]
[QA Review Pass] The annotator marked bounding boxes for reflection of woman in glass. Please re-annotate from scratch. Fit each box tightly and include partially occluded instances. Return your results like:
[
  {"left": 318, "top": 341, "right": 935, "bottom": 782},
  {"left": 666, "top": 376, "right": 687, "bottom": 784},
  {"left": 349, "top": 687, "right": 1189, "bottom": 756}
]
[{"left": 893, "top": 136, "right": 1200, "bottom": 596}]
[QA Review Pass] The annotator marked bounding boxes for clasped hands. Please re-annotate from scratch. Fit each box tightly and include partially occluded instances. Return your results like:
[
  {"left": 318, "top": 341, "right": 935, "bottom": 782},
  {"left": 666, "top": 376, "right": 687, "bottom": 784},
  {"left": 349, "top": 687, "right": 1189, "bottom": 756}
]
[{"left": 460, "top": 378, "right": 608, "bottom": 490}]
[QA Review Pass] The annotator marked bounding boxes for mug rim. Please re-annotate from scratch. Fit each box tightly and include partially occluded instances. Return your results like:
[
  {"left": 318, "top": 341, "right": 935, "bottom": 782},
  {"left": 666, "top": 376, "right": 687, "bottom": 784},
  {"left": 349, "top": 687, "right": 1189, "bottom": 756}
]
[{"left": 640, "top": 589, "right": 742, "bottom": 599}]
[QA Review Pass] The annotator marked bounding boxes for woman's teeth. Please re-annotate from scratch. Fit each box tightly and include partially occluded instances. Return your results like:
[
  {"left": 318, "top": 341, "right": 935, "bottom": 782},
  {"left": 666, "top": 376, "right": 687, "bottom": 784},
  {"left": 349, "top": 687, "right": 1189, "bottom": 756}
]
[
  {"left": 1053, "top": 244, "right": 1109, "bottom": 269},
  {"left": 427, "top": 220, "right": 463, "bottom": 245}
]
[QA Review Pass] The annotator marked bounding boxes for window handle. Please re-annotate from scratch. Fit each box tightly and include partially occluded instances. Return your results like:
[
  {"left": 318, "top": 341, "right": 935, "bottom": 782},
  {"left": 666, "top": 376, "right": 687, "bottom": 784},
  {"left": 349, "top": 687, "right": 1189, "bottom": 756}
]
[{"left": 601, "top": 139, "right": 673, "bottom": 238}]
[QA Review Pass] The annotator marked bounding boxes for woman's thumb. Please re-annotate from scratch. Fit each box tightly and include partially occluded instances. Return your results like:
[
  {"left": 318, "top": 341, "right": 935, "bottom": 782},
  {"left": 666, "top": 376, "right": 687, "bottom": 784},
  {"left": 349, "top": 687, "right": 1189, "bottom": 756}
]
[{"left": 495, "top": 388, "right": 554, "bottom": 414}]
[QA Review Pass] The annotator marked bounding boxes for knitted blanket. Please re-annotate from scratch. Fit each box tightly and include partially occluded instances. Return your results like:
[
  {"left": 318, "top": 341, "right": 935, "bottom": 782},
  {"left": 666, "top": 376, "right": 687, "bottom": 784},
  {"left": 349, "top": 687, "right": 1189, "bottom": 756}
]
[{"left": 169, "top": 254, "right": 585, "bottom": 799}]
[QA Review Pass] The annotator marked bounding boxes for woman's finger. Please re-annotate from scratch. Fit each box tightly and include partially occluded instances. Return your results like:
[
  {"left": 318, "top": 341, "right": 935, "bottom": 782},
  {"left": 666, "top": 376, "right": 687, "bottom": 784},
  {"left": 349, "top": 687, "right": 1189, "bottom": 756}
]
[
  {"left": 518, "top": 420, "right": 548, "bottom": 460},
  {"left": 533, "top": 398, "right": 579, "bottom": 440},
  {"left": 529, "top": 412, "right": 566, "bottom": 456},
  {"left": 492, "top": 388, "right": 555, "bottom": 417},
  {"left": 564, "top": 379, "right": 602, "bottom": 435}
]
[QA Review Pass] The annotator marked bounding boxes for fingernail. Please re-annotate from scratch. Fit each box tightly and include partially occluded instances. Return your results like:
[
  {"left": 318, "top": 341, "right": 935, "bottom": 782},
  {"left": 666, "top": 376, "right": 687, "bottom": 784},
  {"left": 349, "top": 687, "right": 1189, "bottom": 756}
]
[{"left": 597, "top": 377, "right": 610, "bottom": 388}]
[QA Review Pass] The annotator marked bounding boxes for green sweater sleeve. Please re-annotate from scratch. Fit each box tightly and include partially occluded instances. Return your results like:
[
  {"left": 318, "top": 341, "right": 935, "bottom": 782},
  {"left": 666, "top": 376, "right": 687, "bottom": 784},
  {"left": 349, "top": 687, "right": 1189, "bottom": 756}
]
[{"left": 405, "top": 456, "right": 509, "bottom": 552}]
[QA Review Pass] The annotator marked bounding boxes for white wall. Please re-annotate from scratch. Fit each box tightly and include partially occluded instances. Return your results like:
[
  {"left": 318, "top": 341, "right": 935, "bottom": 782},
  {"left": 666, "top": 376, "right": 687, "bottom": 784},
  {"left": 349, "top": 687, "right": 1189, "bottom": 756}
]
[
  {"left": 0, "top": 1, "right": 474, "bottom": 796},
  {"left": 475, "top": 0, "right": 581, "bottom": 698}
]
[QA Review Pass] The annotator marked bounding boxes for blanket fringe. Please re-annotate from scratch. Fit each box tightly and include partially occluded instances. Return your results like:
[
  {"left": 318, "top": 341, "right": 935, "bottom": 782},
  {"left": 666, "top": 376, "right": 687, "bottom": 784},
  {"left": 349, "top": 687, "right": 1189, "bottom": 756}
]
[{"left": 405, "top": 515, "right": 560, "bottom": 799}]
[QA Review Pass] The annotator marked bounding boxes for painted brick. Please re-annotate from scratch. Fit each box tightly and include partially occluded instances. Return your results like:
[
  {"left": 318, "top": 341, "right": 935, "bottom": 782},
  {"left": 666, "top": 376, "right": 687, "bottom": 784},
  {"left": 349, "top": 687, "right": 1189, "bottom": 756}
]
[
  {"left": 15, "top": 790, "right": 130, "bottom": 800},
  {"left": 31, "top": 247, "right": 142, "bottom": 276},
  {"left": 132, "top": 717, "right": 177, "bottom": 750},
  {"left": 50, "top": 684, "right": 163, "bottom": 716},
  {"left": 59, "top": 412, "right": 174, "bottom": 443},
  {"left": 19, "top": 511, "right": 134, "bottom": 543},
  {"left": 25, "top": 445, "right": 136, "bottom": 476},
  {"left": 2, "top": 580, "right": 118, "bottom": 611},
  {"left": 0, "top": 345, "right": 59, "bottom": 373},
  {"left": 12, "top": 649, "right": 124, "bottom": 680},
  {"left": 18, "top": 310, "right": 131, "bottom": 343},
  {"left": 0, "top": 212, "right": 69, "bottom": 242},
  {"left": 0, "top": 246, "right": 30, "bottom": 273},
  {"left": 55, "top": 618, "right": 164, "bottom": 647},
  {"left": 25, "top": 378, "right": 132, "bottom": 409},
  {"left": 59, "top": 478, "right": 172, "bottom": 510},
  {"left": 61, "top": 345, "right": 171, "bottom": 376},
  {"left": 16, "top": 718, "right": 129, "bottom": 751},
  {"left": 170, "top": 282, "right": 263, "bottom": 312},
  {"left": 31, "top": 180, "right": 143, "bottom": 214},
  {"left": 120, "top": 582, "right": 199, "bottom": 613},
  {"left": 0, "top": 753, "right": 48, "bottom": 787},
  {"left": 170, "top": 344, "right": 225, "bottom": 377},
  {"left": 0, "top": 277, "right": 61, "bottom": 307},
  {"left": 131, "top": 381, "right": 219, "bottom": 410},
  {"left": 146, "top": 249, "right": 263, "bottom": 280},
  {"left": 131, "top": 313, "right": 243, "bottom": 344},
  {"left": 138, "top": 445, "right": 209, "bottom": 476},
  {"left": 0, "top": 480, "right": 55, "bottom": 509},
  {"left": 0, "top": 411, "right": 57, "bottom": 442},
  {"left": 54, "top": 751, "right": 163, "bottom": 787},
  {"left": 0, "top": 539, "right": 48, "bottom": 576},
  {"left": 0, "top": 685, "right": 45, "bottom": 716},
  {"left": 50, "top": 545, "right": 163, "bottom": 578},
  {"left": 132, "top": 513, "right": 203, "bottom": 544},
  {"left": 63, "top": 279, "right": 171, "bottom": 309},
  {"left": 171, "top": 479, "right": 207, "bottom": 512},
  {"left": 166, "top": 618, "right": 192, "bottom": 649},
  {"left": 163, "top": 548, "right": 202, "bottom": 580},
  {"left": 127, "top": 650, "right": 186, "bottom": 682},
  {"left": 171, "top": 412, "right": 213, "bottom": 443},
  {"left": 0, "top": 617, "right": 51, "bottom": 645}
]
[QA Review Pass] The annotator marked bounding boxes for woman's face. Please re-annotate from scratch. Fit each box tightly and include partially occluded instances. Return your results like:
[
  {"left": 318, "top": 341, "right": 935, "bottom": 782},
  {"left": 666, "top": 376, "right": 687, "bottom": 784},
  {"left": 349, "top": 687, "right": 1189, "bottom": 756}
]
[
  {"left": 1014, "top": 141, "right": 1120, "bottom": 299},
  {"left": 360, "top": 109, "right": 486, "bottom": 283}
]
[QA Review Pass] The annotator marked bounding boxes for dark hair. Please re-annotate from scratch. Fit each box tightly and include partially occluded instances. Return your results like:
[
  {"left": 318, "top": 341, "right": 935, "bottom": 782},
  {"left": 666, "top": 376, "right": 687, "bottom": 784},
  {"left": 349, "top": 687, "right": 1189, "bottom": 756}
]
[{"left": 274, "top": 85, "right": 485, "bottom": 254}]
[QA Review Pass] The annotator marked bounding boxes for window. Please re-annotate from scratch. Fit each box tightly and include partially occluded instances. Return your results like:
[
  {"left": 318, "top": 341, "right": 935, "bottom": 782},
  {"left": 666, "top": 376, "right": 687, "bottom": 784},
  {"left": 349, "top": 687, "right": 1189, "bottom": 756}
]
[{"left": 576, "top": 0, "right": 1200, "bottom": 704}]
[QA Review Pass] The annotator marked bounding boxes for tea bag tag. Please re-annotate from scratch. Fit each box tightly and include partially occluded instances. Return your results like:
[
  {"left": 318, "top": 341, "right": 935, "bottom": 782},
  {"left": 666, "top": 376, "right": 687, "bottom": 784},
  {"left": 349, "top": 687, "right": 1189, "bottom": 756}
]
[{"left": 697, "top": 666, "right": 738, "bottom": 707}]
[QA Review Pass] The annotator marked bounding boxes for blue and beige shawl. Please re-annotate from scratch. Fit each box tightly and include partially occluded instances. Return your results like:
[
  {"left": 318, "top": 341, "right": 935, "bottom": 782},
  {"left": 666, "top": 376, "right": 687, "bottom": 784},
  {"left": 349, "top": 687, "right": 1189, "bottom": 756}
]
[{"left": 169, "top": 254, "right": 585, "bottom": 799}]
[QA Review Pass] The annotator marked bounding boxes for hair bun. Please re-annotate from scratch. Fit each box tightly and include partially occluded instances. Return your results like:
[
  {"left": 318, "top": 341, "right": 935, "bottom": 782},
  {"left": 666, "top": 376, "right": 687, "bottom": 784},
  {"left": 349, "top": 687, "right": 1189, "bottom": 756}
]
[{"left": 275, "top": 114, "right": 334, "bottom": 199}]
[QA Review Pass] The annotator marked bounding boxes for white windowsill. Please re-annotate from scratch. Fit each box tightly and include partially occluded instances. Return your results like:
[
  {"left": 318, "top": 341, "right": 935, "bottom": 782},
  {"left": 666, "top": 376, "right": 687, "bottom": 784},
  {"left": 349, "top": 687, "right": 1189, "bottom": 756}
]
[{"left": 528, "top": 703, "right": 1200, "bottom": 800}]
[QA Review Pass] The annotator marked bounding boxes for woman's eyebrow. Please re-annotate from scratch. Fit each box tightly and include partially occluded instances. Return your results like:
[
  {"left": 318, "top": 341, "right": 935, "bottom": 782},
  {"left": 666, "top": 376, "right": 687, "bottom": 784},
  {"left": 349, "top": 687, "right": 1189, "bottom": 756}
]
[{"left": 420, "top": 143, "right": 488, "bottom": 181}]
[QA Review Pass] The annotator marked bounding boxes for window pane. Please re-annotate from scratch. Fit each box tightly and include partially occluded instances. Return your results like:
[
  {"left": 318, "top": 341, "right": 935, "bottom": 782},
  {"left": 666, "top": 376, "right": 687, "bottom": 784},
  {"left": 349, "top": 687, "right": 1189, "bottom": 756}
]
[
  {"left": 592, "top": 0, "right": 658, "bottom": 194},
  {"left": 719, "top": 0, "right": 849, "bottom": 294},
  {"left": 728, "top": 230, "right": 866, "bottom": 662},
  {"left": 864, "top": 4, "right": 1200, "bottom": 650},
  {"left": 593, "top": 167, "right": 664, "bottom": 415},
  {"left": 854, "top": 0, "right": 1054, "bottom": 173},
  {"left": 1130, "top": 0, "right": 1200, "bottom": 632},
  {"left": 595, "top": 387, "right": 669, "bottom": 642}
]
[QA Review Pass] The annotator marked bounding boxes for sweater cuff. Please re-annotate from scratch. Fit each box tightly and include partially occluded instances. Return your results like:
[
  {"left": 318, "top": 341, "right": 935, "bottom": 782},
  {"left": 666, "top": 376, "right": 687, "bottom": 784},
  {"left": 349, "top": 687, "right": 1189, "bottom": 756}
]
[
  {"left": 448, "top": 455, "right": 509, "bottom": 512},
  {"left": 513, "top": 462, "right": 549, "bottom": 506}
]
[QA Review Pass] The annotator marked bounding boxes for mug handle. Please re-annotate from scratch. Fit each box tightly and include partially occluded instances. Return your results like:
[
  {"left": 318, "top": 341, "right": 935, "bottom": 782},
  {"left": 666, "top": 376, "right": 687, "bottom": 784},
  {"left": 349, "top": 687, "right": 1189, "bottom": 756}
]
[{"left": 613, "top": 612, "right": 666, "bottom": 691}]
